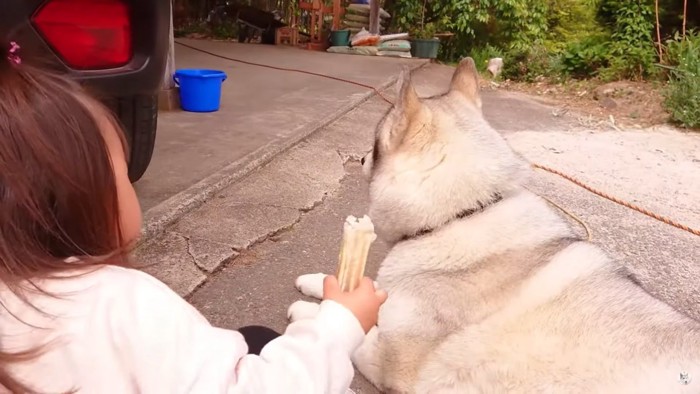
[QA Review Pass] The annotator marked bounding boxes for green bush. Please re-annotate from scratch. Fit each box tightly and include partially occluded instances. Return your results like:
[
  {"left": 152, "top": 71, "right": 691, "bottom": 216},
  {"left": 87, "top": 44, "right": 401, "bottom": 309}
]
[
  {"left": 392, "top": 0, "right": 427, "bottom": 33},
  {"left": 409, "top": 22, "right": 438, "bottom": 40},
  {"left": 559, "top": 33, "right": 611, "bottom": 77},
  {"left": 545, "top": 0, "right": 602, "bottom": 50},
  {"left": 174, "top": 19, "right": 238, "bottom": 40},
  {"left": 390, "top": 0, "right": 685, "bottom": 83},
  {"left": 174, "top": 20, "right": 207, "bottom": 38},
  {"left": 210, "top": 19, "right": 238, "bottom": 40},
  {"left": 664, "top": 32, "right": 700, "bottom": 129},
  {"left": 597, "top": 0, "right": 658, "bottom": 79},
  {"left": 391, "top": 0, "right": 550, "bottom": 57},
  {"left": 502, "top": 45, "right": 557, "bottom": 81}
]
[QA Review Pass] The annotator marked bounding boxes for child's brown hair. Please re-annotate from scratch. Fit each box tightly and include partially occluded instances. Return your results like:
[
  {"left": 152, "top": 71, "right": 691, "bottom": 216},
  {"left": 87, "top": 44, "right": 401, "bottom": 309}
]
[{"left": 0, "top": 40, "right": 131, "bottom": 392}]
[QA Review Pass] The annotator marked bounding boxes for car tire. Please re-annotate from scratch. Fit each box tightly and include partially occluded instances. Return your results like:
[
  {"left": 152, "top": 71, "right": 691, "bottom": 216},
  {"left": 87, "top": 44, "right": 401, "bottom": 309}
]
[{"left": 106, "top": 95, "right": 158, "bottom": 183}]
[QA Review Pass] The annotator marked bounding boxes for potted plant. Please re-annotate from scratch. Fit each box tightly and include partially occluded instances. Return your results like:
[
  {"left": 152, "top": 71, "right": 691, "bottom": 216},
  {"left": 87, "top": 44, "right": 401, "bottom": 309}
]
[
  {"left": 409, "top": 21, "right": 440, "bottom": 59},
  {"left": 407, "top": 0, "right": 442, "bottom": 60}
]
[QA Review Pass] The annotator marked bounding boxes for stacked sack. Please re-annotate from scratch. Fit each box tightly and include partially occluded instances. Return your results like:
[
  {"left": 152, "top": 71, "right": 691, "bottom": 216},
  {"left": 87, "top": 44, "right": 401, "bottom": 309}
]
[
  {"left": 342, "top": 3, "right": 390, "bottom": 34},
  {"left": 328, "top": 30, "right": 411, "bottom": 58},
  {"left": 376, "top": 33, "right": 411, "bottom": 58},
  {"left": 326, "top": 28, "right": 379, "bottom": 56}
]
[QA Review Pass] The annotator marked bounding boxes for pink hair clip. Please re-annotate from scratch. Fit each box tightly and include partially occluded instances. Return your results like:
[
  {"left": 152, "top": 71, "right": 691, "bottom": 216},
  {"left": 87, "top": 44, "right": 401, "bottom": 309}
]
[{"left": 8, "top": 41, "right": 21, "bottom": 65}]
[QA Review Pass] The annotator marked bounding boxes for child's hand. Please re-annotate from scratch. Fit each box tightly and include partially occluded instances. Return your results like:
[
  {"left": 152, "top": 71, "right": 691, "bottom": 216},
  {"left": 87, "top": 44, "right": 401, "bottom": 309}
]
[{"left": 323, "top": 275, "right": 387, "bottom": 333}]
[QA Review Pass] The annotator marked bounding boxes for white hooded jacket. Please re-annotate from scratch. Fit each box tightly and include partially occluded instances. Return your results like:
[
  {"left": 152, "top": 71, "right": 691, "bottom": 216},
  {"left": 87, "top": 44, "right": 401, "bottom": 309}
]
[{"left": 0, "top": 265, "right": 364, "bottom": 393}]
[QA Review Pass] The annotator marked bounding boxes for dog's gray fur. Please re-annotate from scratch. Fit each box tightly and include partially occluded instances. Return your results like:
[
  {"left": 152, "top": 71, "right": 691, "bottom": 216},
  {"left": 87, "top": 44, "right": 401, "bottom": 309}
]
[{"left": 289, "top": 58, "right": 700, "bottom": 393}]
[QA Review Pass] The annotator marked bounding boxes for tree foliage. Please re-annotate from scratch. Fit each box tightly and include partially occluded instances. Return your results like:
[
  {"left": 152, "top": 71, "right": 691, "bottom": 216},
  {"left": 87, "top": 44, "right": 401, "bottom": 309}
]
[
  {"left": 664, "top": 30, "right": 700, "bottom": 128},
  {"left": 389, "top": 0, "right": 694, "bottom": 81},
  {"left": 597, "top": 0, "right": 657, "bottom": 79},
  {"left": 393, "top": 0, "right": 548, "bottom": 49}
]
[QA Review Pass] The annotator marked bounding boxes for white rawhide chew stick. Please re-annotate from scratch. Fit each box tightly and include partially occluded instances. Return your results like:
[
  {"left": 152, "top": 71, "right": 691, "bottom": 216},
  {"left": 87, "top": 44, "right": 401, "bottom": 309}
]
[{"left": 336, "top": 215, "right": 377, "bottom": 292}]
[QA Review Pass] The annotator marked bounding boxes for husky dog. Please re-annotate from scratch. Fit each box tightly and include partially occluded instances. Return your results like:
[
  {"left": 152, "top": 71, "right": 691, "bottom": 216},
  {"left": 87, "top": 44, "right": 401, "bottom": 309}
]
[{"left": 288, "top": 58, "right": 700, "bottom": 393}]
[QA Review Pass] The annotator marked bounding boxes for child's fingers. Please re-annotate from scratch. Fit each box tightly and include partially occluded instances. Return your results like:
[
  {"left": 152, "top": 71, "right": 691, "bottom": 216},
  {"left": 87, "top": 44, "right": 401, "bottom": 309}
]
[
  {"left": 358, "top": 277, "right": 376, "bottom": 290},
  {"left": 323, "top": 275, "right": 340, "bottom": 297},
  {"left": 356, "top": 278, "right": 387, "bottom": 302}
]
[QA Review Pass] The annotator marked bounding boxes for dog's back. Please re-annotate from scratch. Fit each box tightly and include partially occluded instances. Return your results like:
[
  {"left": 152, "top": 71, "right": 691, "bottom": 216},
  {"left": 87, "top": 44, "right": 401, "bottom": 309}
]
[{"left": 355, "top": 59, "right": 700, "bottom": 393}]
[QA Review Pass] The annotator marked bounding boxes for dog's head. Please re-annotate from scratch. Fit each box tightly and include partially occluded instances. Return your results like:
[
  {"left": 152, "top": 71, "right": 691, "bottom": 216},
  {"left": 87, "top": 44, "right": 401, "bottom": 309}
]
[{"left": 362, "top": 58, "right": 527, "bottom": 242}]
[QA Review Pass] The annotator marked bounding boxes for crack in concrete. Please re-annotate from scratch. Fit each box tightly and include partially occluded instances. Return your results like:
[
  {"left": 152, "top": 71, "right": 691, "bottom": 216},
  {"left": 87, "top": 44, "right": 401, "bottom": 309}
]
[
  {"left": 184, "top": 157, "right": 363, "bottom": 288},
  {"left": 187, "top": 165, "right": 359, "bottom": 298},
  {"left": 336, "top": 148, "right": 371, "bottom": 165},
  {"left": 182, "top": 234, "right": 198, "bottom": 268},
  {"left": 266, "top": 215, "right": 305, "bottom": 240},
  {"left": 181, "top": 234, "right": 215, "bottom": 277},
  {"left": 299, "top": 195, "right": 328, "bottom": 213},
  {"left": 225, "top": 176, "right": 344, "bottom": 254},
  {"left": 217, "top": 214, "right": 305, "bottom": 269},
  {"left": 174, "top": 131, "right": 369, "bottom": 290},
  {"left": 221, "top": 201, "right": 305, "bottom": 211},
  {"left": 183, "top": 167, "right": 350, "bottom": 299}
]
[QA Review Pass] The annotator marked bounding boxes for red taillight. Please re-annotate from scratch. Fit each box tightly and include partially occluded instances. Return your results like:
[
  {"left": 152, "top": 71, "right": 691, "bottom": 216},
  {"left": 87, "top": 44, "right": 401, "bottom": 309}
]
[{"left": 32, "top": 0, "right": 132, "bottom": 70}]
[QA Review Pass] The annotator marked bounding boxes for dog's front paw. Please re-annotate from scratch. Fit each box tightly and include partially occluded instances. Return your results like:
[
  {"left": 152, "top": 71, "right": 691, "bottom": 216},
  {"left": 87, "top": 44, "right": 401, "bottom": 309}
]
[
  {"left": 295, "top": 273, "right": 327, "bottom": 299},
  {"left": 287, "top": 300, "right": 321, "bottom": 322}
]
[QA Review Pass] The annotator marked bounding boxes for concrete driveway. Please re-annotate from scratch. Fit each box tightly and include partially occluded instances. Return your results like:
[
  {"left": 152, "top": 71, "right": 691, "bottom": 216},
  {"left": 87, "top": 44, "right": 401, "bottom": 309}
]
[
  {"left": 135, "top": 40, "right": 427, "bottom": 234},
  {"left": 133, "top": 57, "right": 700, "bottom": 315},
  {"left": 136, "top": 43, "right": 581, "bottom": 242}
]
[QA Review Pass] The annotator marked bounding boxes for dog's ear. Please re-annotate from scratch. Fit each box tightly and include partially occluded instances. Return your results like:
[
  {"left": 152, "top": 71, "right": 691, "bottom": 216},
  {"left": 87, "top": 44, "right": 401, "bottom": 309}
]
[
  {"left": 449, "top": 57, "right": 482, "bottom": 109},
  {"left": 384, "top": 68, "right": 424, "bottom": 149},
  {"left": 394, "top": 67, "right": 421, "bottom": 115}
]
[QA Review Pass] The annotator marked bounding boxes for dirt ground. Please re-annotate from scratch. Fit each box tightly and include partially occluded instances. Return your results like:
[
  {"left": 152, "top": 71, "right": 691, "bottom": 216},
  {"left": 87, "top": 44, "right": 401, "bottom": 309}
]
[{"left": 486, "top": 78, "right": 671, "bottom": 129}]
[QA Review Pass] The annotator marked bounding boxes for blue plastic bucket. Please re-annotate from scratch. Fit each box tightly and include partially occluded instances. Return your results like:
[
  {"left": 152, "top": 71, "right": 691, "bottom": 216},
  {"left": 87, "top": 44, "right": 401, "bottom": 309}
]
[{"left": 174, "top": 69, "right": 227, "bottom": 112}]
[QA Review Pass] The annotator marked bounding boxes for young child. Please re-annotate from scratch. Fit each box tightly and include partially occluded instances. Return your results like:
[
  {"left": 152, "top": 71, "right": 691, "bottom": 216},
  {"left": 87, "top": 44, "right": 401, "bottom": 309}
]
[{"left": 0, "top": 41, "right": 387, "bottom": 393}]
